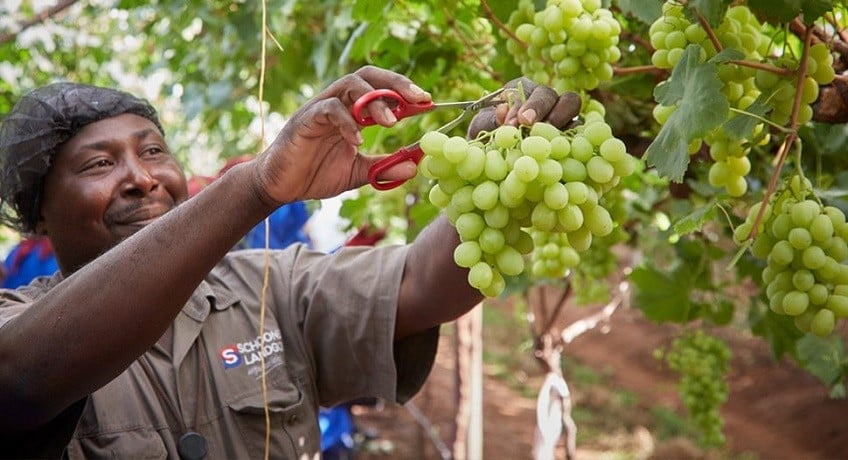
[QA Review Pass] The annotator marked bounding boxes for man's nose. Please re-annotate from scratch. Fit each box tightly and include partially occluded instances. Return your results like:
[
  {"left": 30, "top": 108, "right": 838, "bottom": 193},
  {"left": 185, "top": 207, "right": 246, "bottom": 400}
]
[{"left": 119, "top": 156, "right": 158, "bottom": 197}]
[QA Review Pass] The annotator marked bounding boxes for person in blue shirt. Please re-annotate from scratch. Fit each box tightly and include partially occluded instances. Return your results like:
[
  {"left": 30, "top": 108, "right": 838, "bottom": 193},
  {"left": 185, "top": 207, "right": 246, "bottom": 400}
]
[
  {"left": 1, "top": 236, "right": 59, "bottom": 289},
  {"left": 243, "top": 201, "right": 311, "bottom": 249}
]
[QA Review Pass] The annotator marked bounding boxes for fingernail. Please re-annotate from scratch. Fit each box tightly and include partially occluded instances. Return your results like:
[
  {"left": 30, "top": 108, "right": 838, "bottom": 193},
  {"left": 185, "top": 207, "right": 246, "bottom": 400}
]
[
  {"left": 355, "top": 131, "right": 364, "bottom": 145},
  {"left": 384, "top": 108, "right": 397, "bottom": 124},
  {"left": 410, "top": 84, "right": 429, "bottom": 97},
  {"left": 521, "top": 109, "right": 537, "bottom": 123}
]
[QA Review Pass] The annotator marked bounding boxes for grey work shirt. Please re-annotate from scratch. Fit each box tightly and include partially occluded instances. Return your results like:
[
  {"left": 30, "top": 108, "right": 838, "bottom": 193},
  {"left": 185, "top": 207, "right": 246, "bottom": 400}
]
[{"left": 0, "top": 244, "right": 439, "bottom": 459}]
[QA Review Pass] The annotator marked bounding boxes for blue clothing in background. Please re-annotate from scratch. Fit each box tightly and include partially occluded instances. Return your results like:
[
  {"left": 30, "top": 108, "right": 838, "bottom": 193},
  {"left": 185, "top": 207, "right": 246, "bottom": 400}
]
[
  {"left": 2, "top": 237, "right": 59, "bottom": 289},
  {"left": 243, "top": 201, "right": 311, "bottom": 250}
]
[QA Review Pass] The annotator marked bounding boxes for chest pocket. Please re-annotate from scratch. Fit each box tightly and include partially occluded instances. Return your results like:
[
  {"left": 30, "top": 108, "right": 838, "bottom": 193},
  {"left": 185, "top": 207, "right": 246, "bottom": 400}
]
[
  {"left": 68, "top": 429, "right": 168, "bottom": 460},
  {"left": 227, "top": 372, "right": 319, "bottom": 459}
]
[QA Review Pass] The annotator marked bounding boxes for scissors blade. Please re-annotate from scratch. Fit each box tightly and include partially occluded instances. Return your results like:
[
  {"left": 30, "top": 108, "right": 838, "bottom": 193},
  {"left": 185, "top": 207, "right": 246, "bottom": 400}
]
[{"left": 434, "top": 87, "right": 509, "bottom": 134}]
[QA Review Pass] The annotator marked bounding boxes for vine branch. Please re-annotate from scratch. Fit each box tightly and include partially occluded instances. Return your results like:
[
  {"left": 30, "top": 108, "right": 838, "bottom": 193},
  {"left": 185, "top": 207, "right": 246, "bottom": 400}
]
[
  {"left": 750, "top": 26, "right": 814, "bottom": 239},
  {"left": 0, "top": 0, "right": 78, "bottom": 45}
]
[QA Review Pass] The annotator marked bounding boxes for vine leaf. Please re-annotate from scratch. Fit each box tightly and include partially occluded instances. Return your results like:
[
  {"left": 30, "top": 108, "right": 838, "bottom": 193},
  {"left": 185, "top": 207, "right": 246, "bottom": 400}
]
[
  {"left": 724, "top": 98, "right": 770, "bottom": 141},
  {"left": 747, "top": 0, "right": 834, "bottom": 24},
  {"left": 630, "top": 265, "right": 695, "bottom": 323},
  {"left": 672, "top": 199, "right": 718, "bottom": 235},
  {"left": 645, "top": 45, "right": 731, "bottom": 183},
  {"left": 797, "top": 335, "right": 847, "bottom": 388},
  {"left": 616, "top": 0, "right": 663, "bottom": 24},
  {"left": 688, "top": 0, "right": 730, "bottom": 27}
]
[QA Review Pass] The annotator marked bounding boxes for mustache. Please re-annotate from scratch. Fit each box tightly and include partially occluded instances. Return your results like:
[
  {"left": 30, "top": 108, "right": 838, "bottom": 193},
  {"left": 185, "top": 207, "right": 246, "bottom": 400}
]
[{"left": 107, "top": 200, "right": 172, "bottom": 223}]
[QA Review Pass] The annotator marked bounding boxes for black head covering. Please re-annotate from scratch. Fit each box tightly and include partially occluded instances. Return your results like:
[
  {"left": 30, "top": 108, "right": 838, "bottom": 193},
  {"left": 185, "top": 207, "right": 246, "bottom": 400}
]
[{"left": 0, "top": 82, "right": 164, "bottom": 233}]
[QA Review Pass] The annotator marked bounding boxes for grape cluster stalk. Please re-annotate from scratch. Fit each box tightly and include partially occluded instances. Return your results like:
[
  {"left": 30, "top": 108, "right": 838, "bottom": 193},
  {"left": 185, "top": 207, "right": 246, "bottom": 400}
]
[{"left": 420, "top": 107, "right": 636, "bottom": 297}]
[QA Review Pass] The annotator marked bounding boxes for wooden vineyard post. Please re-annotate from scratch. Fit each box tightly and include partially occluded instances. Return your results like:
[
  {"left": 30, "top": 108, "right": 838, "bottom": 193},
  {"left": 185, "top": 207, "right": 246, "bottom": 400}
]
[{"left": 453, "top": 303, "right": 483, "bottom": 460}]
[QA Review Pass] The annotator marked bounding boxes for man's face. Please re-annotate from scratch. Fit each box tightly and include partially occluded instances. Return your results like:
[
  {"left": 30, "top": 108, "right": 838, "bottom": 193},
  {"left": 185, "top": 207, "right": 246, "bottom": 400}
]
[{"left": 37, "top": 113, "right": 188, "bottom": 273}]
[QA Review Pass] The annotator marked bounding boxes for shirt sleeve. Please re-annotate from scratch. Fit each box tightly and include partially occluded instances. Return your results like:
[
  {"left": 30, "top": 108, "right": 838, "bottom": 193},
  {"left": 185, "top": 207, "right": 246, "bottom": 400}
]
[
  {"left": 0, "top": 278, "right": 85, "bottom": 458},
  {"left": 287, "top": 245, "right": 440, "bottom": 407}
]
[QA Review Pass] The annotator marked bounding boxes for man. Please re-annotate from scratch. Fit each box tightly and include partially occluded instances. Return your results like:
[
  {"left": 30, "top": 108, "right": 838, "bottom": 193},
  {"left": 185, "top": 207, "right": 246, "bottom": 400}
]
[{"left": 0, "top": 66, "right": 577, "bottom": 458}]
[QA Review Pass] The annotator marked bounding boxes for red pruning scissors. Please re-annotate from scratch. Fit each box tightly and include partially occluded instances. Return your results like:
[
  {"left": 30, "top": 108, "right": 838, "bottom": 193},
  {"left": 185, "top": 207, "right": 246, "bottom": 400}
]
[{"left": 352, "top": 87, "right": 508, "bottom": 190}]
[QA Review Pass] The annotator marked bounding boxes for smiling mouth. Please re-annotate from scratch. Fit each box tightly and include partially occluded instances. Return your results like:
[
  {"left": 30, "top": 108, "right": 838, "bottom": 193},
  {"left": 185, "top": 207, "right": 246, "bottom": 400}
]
[
  {"left": 111, "top": 204, "right": 172, "bottom": 229},
  {"left": 117, "top": 216, "right": 160, "bottom": 227}
]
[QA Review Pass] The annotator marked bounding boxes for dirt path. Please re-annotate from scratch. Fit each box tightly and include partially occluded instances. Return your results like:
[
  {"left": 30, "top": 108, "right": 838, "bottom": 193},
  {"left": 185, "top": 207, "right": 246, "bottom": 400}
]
[
  {"left": 556, "top": 306, "right": 848, "bottom": 459},
  {"left": 355, "top": 302, "right": 848, "bottom": 459}
]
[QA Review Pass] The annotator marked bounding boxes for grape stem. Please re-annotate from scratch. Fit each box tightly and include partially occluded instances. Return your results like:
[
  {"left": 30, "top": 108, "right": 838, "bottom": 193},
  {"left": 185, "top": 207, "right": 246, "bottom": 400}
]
[
  {"left": 696, "top": 13, "right": 723, "bottom": 53},
  {"left": 612, "top": 64, "right": 666, "bottom": 77},
  {"left": 728, "top": 59, "right": 794, "bottom": 77},
  {"left": 727, "top": 108, "right": 792, "bottom": 134},
  {"left": 481, "top": 0, "right": 527, "bottom": 49},
  {"left": 749, "top": 26, "right": 815, "bottom": 241},
  {"left": 693, "top": 10, "right": 793, "bottom": 77}
]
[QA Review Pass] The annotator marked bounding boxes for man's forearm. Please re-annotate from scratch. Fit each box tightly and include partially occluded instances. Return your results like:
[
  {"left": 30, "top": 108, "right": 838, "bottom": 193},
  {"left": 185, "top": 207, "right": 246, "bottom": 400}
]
[
  {"left": 395, "top": 215, "right": 484, "bottom": 340},
  {"left": 0, "top": 163, "right": 275, "bottom": 431}
]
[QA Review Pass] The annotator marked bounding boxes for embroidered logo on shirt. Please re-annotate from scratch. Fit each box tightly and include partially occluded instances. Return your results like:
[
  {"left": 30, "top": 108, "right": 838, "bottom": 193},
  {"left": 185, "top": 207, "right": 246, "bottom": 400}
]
[
  {"left": 220, "top": 345, "right": 242, "bottom": 369},
  {"left": 220, "top": 329, "right": 284, "bottom": 377}
]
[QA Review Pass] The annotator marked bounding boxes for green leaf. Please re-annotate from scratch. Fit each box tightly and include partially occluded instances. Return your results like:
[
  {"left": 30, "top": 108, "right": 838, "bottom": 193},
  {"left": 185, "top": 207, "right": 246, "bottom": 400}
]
[
  {"left": 646, "top": 45, "right": 729, "bottom": 182},
  {"left": 801, "top": 0, "right": 836, "bottom": 24},
  {"left": 629, "top": 264, "right": 695, "bottom": 323},
  {"left": 724, "top": 98, "right": 770, "bottom": 141},
  {"left": 749, "top": 304, "right": 804, "bottom": 359},
  {"left": 799, "top": 122, "right": 848, "bottom": 156},
  {"left": 797, "top": 334, "right": 847, "bottom": 387},
  {"left": 688, "top": 0, "right": 731, "bottom": 28},
  {"left": 352, "top": 0, "right": 385, "bottom": 19},
  {"left": 708, "top": 299, "right": 735, "bottom": 326},
  {"left": 745, "top": 0, "right": 831, "bottom": 24},
  {"left": 616, "top": 0, "right": 663, "bottom": 24},
  {"left": 708, "top": 48, "right": 746, "bottom": 64},
  {"left": 672, "top": 199, "right": 717, "bottom": 235}
]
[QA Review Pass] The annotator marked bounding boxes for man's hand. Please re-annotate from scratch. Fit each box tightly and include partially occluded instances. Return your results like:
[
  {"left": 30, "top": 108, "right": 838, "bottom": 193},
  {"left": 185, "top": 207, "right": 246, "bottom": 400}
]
[
  {"left": 468, "top": 78, "right": 582, "bottom": 139},
  {"left": 252, "top": 66, "right": 431, "bottom": 206}
]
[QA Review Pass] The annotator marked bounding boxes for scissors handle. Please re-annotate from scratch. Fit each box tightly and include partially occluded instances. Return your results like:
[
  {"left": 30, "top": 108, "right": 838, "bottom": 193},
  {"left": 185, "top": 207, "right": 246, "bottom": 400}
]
[
  {"left": 367, "top": 144, "right": 424, "bottom": 190},
  {"left": 353, "top": 89, "right": 436, "bottom": 126}
]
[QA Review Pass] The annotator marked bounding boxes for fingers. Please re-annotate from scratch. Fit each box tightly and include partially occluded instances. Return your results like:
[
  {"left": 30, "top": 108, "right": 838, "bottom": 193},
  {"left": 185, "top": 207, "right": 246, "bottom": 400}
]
[
  {"left": 543, "top": 92, "right": 582, "bottom": 129},
  {"left": 467, "top": 107, "right": 499, "bottom": 139},
  {"left": 319, "top": 66, "right": 432, "bottom": 128},
  {"left": 512, "top": 85, "right": 559, "bottom": 126},
  {"left": 355, "top": 66, "right": 431, "bottom": 103},
  {"left": 305, "top": 98, "right": 363, "bottom": 147}
]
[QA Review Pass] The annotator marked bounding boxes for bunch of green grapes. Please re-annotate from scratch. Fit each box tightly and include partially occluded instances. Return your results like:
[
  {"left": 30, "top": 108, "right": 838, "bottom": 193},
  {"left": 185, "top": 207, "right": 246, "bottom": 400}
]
[
  {"left": 420, "top": 116, "right": 636, "bottom": 296},
  {"left": 650, "top": 3, "right": 771, "bottom": 197},
  {"left": 649, "top": 3, "right": 837, "bottom": 198},
  {"left": 755, "top": 43, "right": 835, "bottom": 126},
  {"left": 665, "top": 330, "right": 731, "bottom": 448},
  {"left": 736, "top": 176, "right": 848, "bottom": 337},
  {"left": 504, "top": 0, "right": 621, "bottom": 92}
]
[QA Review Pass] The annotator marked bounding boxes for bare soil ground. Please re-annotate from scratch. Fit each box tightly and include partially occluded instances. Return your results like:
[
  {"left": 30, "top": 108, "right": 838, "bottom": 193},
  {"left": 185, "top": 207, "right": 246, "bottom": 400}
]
[{"left": 354, "top": 296, "right": 848, "bottom": 460}]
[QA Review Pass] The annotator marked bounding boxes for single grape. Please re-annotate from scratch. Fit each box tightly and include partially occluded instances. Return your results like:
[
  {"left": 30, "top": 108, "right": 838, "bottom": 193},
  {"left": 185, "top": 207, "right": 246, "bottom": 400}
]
[{"left": 454, "top": 241, "right": 483, "bottom": 268}]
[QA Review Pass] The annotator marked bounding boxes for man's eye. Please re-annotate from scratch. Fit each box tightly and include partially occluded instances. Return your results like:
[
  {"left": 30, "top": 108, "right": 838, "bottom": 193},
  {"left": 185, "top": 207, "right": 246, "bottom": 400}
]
[
  {"left": 143, "top": 147, "right": 164, "bottom": 156},
  {"left": 83, "top": 159, "right": 111, "bottom": 171}
]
